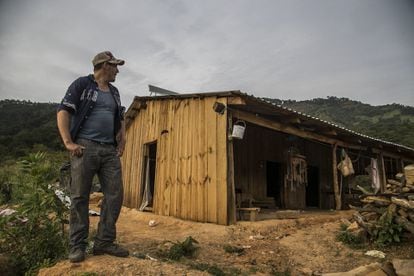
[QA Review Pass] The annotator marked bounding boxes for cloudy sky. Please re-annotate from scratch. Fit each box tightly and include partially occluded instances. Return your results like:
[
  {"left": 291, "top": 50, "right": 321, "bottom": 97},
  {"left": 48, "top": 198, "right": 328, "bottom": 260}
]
[{"left": 0, "top": 0, "right": 413, "bottom": 107}]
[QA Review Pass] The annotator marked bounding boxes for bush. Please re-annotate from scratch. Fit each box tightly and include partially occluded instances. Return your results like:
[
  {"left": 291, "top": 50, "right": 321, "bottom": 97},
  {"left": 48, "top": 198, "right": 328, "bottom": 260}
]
[
  {"left": 0, "top": 152, "right": 69, "bottom": 275},
  {"left": 371, "top": 207, "right": 403, "bottom": 246},
  {"left": 167, "top": 236, "right": 199, "bottom": 260},
  {"left": 336, "top": 229, "right": 365, "bottom": 248},
  {"left": 336, "top": 223, "right": 365, "bottom": 248}
]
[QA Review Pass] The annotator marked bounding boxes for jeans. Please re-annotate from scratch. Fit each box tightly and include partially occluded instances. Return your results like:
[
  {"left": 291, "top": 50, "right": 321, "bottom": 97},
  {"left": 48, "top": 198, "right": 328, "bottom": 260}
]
[{"left": 69, "top": 138, "right": 123, "bottom": 250}]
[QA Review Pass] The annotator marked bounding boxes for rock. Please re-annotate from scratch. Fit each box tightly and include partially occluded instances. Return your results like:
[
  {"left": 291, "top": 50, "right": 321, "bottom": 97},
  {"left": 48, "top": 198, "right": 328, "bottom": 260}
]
[
  {"left": 365, "top": 250, "right": 386, "bottom": 259},
  {"left": 365, "top": 269, "right": 388, "bottom": 276},
  {"left": 322, "top": 262, "right": 383, "bottom": 276},
  {"left": 148, "top": 220, "right": 158, "bottom": 227},
  {"left": 392, "top": 259, "right": 414, "bottom": 276},
  {"left": 380, "top": 262, "right": 397, "bottom": 276}
]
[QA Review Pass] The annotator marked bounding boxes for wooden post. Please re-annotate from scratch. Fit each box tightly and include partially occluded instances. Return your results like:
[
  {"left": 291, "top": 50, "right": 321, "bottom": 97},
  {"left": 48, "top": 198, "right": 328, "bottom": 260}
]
[
  {"left": 378, "top": 152, "right": 387, "bottom": 193},
  {"left": 227, "top": 114, "right": 236, "bottom": 224},
  {"left": 332, "top": 144, "right": 341, "bottom": 210},
  {"left": 400, "top": 159, "right": 405, "bottom": 173}
]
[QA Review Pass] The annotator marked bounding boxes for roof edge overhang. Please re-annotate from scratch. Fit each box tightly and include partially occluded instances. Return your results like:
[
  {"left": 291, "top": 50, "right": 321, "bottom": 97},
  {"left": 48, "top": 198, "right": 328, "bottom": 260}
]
[{"left": 124, "top": 91, "right": 414, "bottom": 160}]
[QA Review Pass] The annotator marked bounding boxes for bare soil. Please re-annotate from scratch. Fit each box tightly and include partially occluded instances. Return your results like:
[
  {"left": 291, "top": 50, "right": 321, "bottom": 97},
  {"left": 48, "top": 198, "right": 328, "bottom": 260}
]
[{"left": 39, "top": 205, "right": 414, "bottom": 275}]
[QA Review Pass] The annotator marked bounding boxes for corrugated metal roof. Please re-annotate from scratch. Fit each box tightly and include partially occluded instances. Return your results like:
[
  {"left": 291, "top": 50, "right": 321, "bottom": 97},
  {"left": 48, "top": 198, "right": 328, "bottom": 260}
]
[{"left": 126, "top": 90, "right": 414, "bottom": 155}]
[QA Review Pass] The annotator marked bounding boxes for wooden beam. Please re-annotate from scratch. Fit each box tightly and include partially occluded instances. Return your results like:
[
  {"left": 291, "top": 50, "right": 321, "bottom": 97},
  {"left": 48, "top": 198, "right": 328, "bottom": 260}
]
[
  {"left": 227, "top": 96, "right": 246, "bottom": 105},
  {"left": 227, "top": 115, "right": 236, "bottom": 225},
  {"left": 235, "top": 110, "right": 365, "bottom": 150},
  {"left": 288, "top": 117, "right": 301, "bottom": 124},
  {"left": 322, "top": 129, "right": 337, "bottom": 136},
  {"left": 332, "top": 144, "right": 341, "bottom": 210},
  {"left": 372, "top": 148, "right": 414, "bottom": 161},
  {"left": 378, "top": 152, "right": 387, "bottom": 193}
]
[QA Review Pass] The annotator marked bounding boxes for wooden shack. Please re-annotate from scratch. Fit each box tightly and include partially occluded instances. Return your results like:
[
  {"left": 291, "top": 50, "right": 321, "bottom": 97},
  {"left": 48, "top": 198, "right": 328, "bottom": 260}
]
[{"left": 121, "top": 91, "right": 414, "bottom": 225}]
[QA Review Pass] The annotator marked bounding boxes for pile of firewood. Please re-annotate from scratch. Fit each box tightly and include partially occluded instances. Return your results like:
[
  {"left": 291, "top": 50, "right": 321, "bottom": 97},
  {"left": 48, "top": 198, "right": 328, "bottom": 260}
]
[{"left": 348, "top": 167, "right": 414, "bottom": 241}]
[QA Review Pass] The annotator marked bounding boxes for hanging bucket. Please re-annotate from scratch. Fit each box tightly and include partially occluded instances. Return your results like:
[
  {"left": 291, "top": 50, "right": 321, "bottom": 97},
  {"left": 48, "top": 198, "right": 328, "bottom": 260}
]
[{"left": 232, "top": 120, "right": 246, "bottom": 139}]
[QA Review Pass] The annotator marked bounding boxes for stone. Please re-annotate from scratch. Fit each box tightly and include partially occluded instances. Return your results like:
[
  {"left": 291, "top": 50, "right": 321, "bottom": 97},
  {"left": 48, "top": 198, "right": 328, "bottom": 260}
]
[
  {"left": 392, "top": 259, "right": 414, "bottom": 276},
  {"left": 365, "top": 269, "right": 387, "bottom": 276},
  {"left": 365, "top": 250, "right": 386, "bottom": 259},
  {"left": 322, "top": 262, "right": 382, "bottom": 276}
]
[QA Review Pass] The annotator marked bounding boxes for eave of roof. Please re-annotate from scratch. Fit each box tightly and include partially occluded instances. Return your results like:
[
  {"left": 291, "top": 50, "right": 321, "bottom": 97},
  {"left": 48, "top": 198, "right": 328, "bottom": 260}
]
[{"left": 126, "top": 91, "right": 414, "bottom": 156}]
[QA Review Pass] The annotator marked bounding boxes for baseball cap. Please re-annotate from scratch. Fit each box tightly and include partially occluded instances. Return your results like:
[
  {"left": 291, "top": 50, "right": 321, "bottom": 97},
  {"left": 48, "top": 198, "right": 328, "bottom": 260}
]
[{"left": 92, "top": 51, "right": 125, "bottom": 66}]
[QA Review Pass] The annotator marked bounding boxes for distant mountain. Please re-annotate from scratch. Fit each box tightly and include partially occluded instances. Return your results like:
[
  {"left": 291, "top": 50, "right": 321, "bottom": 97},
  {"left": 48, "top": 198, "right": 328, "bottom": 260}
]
[
  {"left": 263, "top": 96, "right": 414, "bottom": 149},
  {"left": 0, "top": 99, "right": 63, "bottom": 162}
]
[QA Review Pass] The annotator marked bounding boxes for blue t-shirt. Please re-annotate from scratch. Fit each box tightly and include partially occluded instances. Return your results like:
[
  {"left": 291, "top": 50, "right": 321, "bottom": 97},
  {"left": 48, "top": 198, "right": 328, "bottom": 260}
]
[{"left": 77, "top": 90, "right": 116, "bottom": 143}]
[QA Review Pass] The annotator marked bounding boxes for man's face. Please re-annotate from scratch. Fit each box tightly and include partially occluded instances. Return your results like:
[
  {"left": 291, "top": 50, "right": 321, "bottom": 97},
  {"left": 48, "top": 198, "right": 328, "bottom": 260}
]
[{"left": 103, "top": 62, "right": 119, "bottom": 82}]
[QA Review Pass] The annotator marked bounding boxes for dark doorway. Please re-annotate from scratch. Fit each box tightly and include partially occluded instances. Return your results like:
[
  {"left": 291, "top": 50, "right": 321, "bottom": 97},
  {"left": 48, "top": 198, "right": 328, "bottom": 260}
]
[
  {"left": 306, "top": 166, "right": 319, "bottom": 207},
  {"left": 266, "top": 161, "right": 282, "bottom": 207},
  {"left": 141, "top": 142, "right": 157, "bottom": 209}
]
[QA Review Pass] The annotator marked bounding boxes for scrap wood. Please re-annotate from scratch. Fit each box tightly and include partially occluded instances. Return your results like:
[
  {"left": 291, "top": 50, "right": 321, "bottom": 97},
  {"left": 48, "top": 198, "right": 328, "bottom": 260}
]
[
  {"left": 349, "top": 204, "right": 386, "bottom": 214},
  {"left": 361, "top": 196, "right": 391, "bottom": 206},
  {"left": 357, "top": 185, "right": 372, "bottom": 195},
  {"left": 390, "top": 197, "right": 414, "bottom": 210},
  {"left": 352, "top": 174, "right": 414, "bottom": 239},
  {"left": 353, "top": 212, "right": 374, "bottom": 235},
  {"left": 395, "top": 216, "right": 414, "bottom": 234},
  {"left": 387, "top": 179, "right": 403, "bottom": 187}
]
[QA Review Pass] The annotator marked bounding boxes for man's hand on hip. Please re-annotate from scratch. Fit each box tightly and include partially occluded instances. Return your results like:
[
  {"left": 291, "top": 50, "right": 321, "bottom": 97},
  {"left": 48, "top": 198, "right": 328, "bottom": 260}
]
[{"left": 65, "top": 142, "right": 86, "bottom": 157}]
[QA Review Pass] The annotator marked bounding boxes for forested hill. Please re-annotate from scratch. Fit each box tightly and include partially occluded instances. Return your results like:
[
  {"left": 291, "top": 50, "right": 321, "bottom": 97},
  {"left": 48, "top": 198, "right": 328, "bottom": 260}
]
[
  {"left": 0, "top": 99, "right": 63, "bottom": 162},
  {"left": 263, "top": 96, "right": 414, "bottom": 149},
  {"left": 1, "top": 97, "right": 413, "bottom": 163}
]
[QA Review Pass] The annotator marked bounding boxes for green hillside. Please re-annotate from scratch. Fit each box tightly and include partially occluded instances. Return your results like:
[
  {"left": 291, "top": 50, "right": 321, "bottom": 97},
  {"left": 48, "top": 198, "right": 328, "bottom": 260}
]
[
  {"left": 1, "top": 97, "right": 413, "bottom": 165},
  {"left": 0, "top": 99, "right": 63, "bottom": 163},
  {"left": 263, "top": 96, "right": 414, "bottom": 149}
]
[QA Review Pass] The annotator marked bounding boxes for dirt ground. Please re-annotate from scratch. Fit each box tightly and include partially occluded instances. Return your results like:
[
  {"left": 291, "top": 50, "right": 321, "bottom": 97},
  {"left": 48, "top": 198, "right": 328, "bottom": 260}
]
[{"left": 39, "top": 205, "right": 414, "bottom": 276}]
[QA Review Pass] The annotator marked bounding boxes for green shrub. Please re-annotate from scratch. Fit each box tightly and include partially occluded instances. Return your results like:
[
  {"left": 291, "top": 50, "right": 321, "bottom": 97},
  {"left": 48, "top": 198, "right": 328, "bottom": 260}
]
[
  {"left": 336, "top": 223, "right": 365, "bottom": 248},
  {"left": 0, "top": 152, "right": 68, "bottom": 275},
  {"left": 167, "top": 236, "right": 199, "bottom": 260},
  {"left": 371, "top": 208, "right": 403, "bottom": 246},
  {"left": 336, "top": 230, "right": 365, "bottom": 248}
]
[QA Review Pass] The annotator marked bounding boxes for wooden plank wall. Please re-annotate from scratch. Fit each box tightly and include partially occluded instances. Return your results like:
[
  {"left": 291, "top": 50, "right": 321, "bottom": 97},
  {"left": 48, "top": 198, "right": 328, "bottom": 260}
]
[
  {"left": 121, "top": 97, "right": 229, "bottom": 225},
  {"left": 233, "top": 123, "right": 334, "bottom": 209}
]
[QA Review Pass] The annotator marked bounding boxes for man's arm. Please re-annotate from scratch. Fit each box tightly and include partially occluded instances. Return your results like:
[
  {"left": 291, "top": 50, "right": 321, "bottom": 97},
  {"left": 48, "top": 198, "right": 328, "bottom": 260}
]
[
  {"left": 116, "top": 120, "right": 126, "bottom": 157},
  {"left": 57, "top": 110, "right": 85, "bottom": 156}
]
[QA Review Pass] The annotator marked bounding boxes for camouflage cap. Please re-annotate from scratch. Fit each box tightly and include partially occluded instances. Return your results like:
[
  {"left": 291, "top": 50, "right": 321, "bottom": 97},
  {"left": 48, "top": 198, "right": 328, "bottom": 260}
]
[{"left": 92, "top": 51, "right": 125, "bottom": 66}]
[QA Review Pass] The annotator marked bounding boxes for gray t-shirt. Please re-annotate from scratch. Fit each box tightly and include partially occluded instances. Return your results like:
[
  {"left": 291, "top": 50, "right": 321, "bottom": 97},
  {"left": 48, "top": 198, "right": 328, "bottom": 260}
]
[{"left": 77, "top": 90, "right": 116, "bottom": 143}]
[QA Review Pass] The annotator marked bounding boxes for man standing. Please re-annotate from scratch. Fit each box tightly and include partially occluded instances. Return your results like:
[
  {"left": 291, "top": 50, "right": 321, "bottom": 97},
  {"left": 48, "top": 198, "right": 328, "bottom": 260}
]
[{"left": 57, "top": 51, "right": 129, "bottom": 263}]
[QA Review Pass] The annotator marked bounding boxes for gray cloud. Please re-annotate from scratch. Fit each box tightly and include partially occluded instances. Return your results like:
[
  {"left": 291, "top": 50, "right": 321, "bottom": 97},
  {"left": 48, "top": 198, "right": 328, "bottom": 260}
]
[{"left": 0, "top": 0, "right": 413, "bottom": 107}]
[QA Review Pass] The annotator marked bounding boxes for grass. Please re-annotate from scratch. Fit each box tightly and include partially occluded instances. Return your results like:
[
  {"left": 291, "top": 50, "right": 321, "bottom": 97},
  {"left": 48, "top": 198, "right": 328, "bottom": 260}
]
[
  {"left": 187, "top": 262, "right": 225, "bottom": 276},
  {"left": 336, "top": 224, "right": 365, "bottom": 249},
  {"left": 223, "top": 244, "right": 244, "bottom": 255}
]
